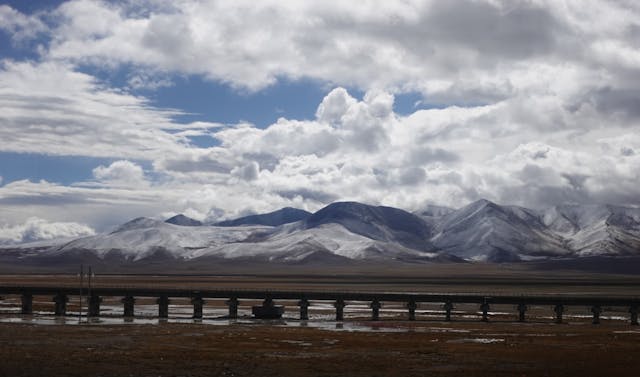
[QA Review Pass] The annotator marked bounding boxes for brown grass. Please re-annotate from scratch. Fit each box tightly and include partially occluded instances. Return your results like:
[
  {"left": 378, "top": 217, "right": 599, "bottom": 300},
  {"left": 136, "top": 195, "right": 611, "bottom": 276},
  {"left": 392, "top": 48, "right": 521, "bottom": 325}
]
[{"left": 1, "top": 321, "right": 640, "bottom": 377}]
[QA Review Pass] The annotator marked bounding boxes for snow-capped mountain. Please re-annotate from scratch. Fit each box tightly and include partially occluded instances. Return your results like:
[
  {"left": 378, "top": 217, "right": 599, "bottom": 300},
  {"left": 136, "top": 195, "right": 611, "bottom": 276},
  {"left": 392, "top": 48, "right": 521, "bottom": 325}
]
[
  {"left": 50, "top": 219, "right": 270, "bottom": 261},
  {"left": 303, "top": 202, "right": 433, "bottom": 251},
  {"left": 542, "top": 204, "right": 640, "bottom": 256},
  {"left": 431, "top": 200, "right": 568, "bottom": 262},
  {"left": 2, "top": 200, "right": 639, "bottom": 266},
  {"left": 215, "top": 207, "right": 311, "bottom": 227},
  {"left": 165, "top": 214, "right": 202, "bottom": 227}
]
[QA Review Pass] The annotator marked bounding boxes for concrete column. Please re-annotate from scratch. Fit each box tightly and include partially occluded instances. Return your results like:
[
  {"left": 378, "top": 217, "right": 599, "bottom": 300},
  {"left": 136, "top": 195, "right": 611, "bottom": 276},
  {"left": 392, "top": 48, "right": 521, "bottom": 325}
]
[
  {"left": 517, "top": 303, "right": 527, "bottom": 322},
  {"left": 88, "top": 295, "right": 102, "bottom": 317},
  {"left": 53, "top": 293, "right": 68, "bottom": 316},
  {"left": 370, "top": 299, "right": 381, "bottom": 321},
  {"left": 629, "top": 305, "right": 639, "bottom": 326},
  {"left": 191, "top": 296, "right": 204, "bottom": 319},
  {"left": 226, "top": 297, "right": 239, "bottom": 319},
  {"left": 21, "top": 293, "right": 33, "bottom": 315},
  {"left": 554, "top": 304, "right": 564, "bottom": 324},
  {"left": 298, "top": 298, "right": 309, "bottom": 320},
  {"left": 122, "top": 295, "right": 135, "bottom": 317},
  {"left": 443, "top": 301, "right": 454, "bottom": 322},
  {"left": 407, "top": 300, "right": 417, "bottom": 321},
  {"left": 157, "top": 295, "right": 170, "bottom": 318},
  {"left": 334, "top": 299, "right": 346, "bottom": 321},
  {"left": 480, "top": 300, "right": 490, "bottom": 322},
  {"left": 591, "top": 305, "right": 602, "bottom": 325}
]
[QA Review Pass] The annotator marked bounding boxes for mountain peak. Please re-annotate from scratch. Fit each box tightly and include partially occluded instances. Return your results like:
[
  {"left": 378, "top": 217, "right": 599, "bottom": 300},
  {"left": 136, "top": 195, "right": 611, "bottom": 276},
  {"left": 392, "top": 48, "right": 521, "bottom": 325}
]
[
  {"left": 216, "top": 207, "right": 311, "bottom": 227},
  {"left": 305, "top": 201, "right": 433, "bottom": 251},
  {"left": 111, "top": 217, "right": 163, "bottom": 233},
  {"left": 165, "top": 214, "right": 202, "bottom": 227}
]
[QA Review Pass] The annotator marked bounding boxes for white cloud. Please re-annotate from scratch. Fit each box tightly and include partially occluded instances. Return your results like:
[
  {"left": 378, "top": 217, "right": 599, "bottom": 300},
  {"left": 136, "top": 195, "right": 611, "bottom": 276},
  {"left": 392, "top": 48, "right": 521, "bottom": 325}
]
[
  {"left": 36, "top": 1, "right": 636, "bottom": 105},
  {"left": 0, "top": 217, "right": 95, "bottom": 245},
  {"left": 92, "top": 160, "right": 149, "bottom": 187},
  {"left": 0, "top": 1, "right": 639, "bottom": 231},
  {"left": 0, "top": 5, "right": 48, "bottom": 42},
  {"left": 0, "top": 60, "right": 190, "bottom": 159}
]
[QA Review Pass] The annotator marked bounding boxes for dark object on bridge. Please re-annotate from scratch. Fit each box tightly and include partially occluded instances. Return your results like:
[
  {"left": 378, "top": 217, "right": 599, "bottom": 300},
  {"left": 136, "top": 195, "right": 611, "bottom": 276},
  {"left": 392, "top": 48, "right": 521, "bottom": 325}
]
[
  {"left": 122, "top": 295, "right": 135, "bottom": 317},
  {"left": 157, "top": 295, "right": 170, "bottom": 318},
  {"left": 88, "top": 294, "right": 101, "bottom": 317},
  {"left": 517, "top": 303, "right": 528, "bottom": 322},
  {"left": 252, "top": 298, "right": 284, "bottom": 319},
  {"left": 53, "top": 293, "right": 68, "bottom": 316},
  {"left": 592, "top": 305, "right": 602, "bottom": 325},
  {"left": 21, "top": 293, "right": 33, "bottom": 315}
]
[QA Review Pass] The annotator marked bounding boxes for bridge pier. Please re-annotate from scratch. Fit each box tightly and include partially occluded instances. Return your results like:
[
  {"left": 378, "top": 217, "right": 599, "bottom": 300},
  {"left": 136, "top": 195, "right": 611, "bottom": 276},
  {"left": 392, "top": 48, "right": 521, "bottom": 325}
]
[
  {"left": 517, "top": 303, "right": 527, "bottom": 322},
  {"left": 226, "top": 297, "right": 239, "bottom": 319},
  {"left": 191, "top": 296, "right": 204, "bottom": 319},
  {"left": 591, "top": 305, "right": 602, "bottom": 325},
  {"left": 480, "top": 300, "right": 490, "bottom": 322},
  {"left": 21, "top": 293, "right": 33, "bottom": 315},
  {"left": 157, "top": 295, "right": 170, "bottom": 318},
  {"left": 53, "top": 293, "right": 68, "bottom": 316},
  {"left": 298, "top": 298, "right": 309, "bottom": 320},
  {"left": 122, "top": 295, "right": 135, "bottom": 317},
  {"left": 88, "top": 295, "right": 102, "bottom": 317},
  {"left": 370, "top": 299, "right": 381, "bottom": 321},
  {"left": 407, "top": 299, "right": 417, "bottom": 321},
  {"left": 334, "top": 299, "right": 346, "bottom": 321},
  {"left": 443, "top": 301, "right": 453, "bottom": 322},
  {"left": 630, "top": 305, "right": 639, "bottom": 326},
  {"left": 554, "top": 304, "right": 564, "bottom": 324}
]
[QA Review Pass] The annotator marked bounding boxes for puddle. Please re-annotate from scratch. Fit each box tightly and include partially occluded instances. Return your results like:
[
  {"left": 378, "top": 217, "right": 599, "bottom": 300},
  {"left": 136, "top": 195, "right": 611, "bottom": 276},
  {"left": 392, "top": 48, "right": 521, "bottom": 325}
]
[
  {"left": 447, "top": 338, "right": 505, "bottom": 344},
  {"left": 280, "top": 340, "right": 312, "bottom": 346}
]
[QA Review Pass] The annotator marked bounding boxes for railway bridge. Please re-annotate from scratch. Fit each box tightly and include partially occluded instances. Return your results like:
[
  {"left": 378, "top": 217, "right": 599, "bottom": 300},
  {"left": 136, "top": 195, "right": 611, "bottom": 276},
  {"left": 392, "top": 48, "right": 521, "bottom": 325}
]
[{"left": 1, "top": 285, "right": 639, "bottom": 325}]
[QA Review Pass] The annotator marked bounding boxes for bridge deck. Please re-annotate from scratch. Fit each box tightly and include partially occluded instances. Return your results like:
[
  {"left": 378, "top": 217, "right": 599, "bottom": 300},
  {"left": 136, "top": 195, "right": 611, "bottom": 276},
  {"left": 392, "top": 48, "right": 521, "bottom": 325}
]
[{"left": 1, "top": 285, "right": 639, "bottom": 306}]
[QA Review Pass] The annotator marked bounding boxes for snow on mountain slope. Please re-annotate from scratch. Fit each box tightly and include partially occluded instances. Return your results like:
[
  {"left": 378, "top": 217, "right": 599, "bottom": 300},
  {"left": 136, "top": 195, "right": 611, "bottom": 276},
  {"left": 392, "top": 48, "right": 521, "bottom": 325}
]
[
  {"left": 5, "top": 200, "right": 640, "bottom": 265},
  {"left": 431, "top": 199, "right": 569, "bottom": 261},
  {"left": 188, "top": 223, "right": 436, "bottom": 263},
  {"left": 50, "top": 220, "right": 272, "bottom": 261},
  {"left": 165, "top": 214, "right": 202, "bottom": 227},
  {"left": 215, "top": 207, "right": 311, "bottom": 227},
  {"left": 303, "top": 202, "right": 433, "bottom": 251},
  {"left": 543, "top": 205, "right": 640, "bottom": 256}
]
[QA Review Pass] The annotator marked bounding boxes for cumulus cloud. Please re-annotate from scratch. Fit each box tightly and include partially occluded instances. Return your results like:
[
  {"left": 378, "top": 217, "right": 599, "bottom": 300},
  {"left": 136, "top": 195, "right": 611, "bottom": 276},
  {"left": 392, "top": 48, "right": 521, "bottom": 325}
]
[
  {"left": 33, "top": 0, "right": 634, "bottom": 107},
  {"left": 0, "top": 217, "right": 95, "bottom": 245},
  {"left": 93, "top": 160, "right": 148, "bottom": 187},
  {"left": 0, "top": 1, "right": 639, "bottom": 231}
]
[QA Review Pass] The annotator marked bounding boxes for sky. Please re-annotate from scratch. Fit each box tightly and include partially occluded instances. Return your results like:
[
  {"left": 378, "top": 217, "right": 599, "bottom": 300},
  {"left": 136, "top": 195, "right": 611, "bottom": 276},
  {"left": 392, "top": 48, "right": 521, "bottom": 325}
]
[{"left": 1, "top": 0, "right": 639, "bottom": 243}]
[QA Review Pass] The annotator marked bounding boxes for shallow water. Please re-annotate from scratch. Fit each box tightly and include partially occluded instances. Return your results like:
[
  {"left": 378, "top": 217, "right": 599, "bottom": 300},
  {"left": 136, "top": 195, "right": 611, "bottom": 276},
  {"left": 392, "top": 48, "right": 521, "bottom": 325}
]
[{"left": 1, "top": 298, "right": 636, "bottom": 333}]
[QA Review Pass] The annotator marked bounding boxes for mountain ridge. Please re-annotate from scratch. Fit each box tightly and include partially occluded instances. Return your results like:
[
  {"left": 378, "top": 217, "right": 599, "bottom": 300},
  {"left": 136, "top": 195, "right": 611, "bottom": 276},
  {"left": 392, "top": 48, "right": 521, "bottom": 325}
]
[{"left": 2, "top": 199, "right": 639, "bottom": 266}]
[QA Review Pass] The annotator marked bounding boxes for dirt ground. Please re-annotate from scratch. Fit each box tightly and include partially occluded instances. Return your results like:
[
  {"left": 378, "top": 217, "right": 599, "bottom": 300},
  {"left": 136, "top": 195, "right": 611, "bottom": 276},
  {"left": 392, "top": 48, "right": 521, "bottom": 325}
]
[
  {"left": 1, "top": 320, "right": 639, "bottom": 377},
  {"left": 2, "top": 272, "right": 640, "bottom": 376}
]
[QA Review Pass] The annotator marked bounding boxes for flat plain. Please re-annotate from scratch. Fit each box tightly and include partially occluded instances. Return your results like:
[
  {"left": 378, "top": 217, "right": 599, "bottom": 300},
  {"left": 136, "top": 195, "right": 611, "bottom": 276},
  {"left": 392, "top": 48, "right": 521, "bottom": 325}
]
[{"left": 2, "top": 265, "right": 640, "bottom": 376}]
